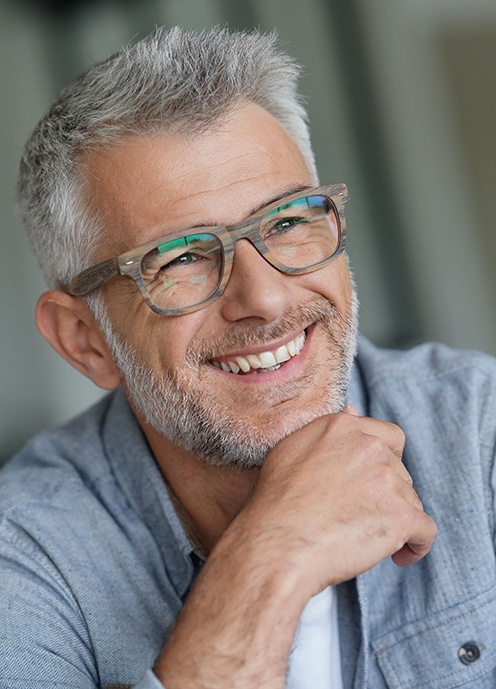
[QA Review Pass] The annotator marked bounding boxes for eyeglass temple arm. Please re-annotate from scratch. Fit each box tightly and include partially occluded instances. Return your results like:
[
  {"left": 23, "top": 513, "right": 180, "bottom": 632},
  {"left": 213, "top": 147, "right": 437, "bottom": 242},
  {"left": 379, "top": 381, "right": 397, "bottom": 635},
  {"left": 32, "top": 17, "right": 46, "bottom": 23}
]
[{"left": 62, "top": 259, "right": 119, "bottom": 297}]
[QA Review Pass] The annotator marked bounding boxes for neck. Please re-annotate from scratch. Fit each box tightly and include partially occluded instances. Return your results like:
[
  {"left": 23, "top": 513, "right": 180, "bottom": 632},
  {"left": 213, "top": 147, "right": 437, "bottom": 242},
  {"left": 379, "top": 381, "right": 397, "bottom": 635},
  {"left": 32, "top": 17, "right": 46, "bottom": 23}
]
[{"left": 140, "top": 420, "right": 261, "bottom": 554}]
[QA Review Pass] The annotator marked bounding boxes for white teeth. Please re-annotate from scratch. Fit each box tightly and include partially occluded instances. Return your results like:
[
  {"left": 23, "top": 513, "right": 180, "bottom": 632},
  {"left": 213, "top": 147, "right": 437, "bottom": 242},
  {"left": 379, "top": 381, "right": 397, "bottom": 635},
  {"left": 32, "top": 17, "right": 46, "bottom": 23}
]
[
  {"left": 212, "top": 330, "right": 307, "bottom": 375},
  {"left": 246, "top": 354, "right": 262, "bottom": 369},
  {"left": 259, "top": 351, "right": 277, "bottom": 368},
  {"left": 274, "top": 345, "right": 291, "bottom": 364},
  {"left": 235, "top": 356, "right": 251, "bottom": 373}
]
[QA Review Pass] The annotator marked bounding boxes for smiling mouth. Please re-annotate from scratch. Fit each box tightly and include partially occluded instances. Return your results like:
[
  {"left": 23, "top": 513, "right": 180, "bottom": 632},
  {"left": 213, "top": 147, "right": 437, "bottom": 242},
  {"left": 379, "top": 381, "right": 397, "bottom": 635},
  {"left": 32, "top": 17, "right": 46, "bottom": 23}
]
[{"left": 210, "top": 330, "right": 307, "bottom": 375}]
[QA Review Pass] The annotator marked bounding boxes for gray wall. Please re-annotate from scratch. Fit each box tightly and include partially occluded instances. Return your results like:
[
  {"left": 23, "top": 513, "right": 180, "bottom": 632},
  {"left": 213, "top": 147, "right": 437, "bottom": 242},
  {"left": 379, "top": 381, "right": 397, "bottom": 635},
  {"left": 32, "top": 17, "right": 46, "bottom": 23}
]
[{"left": 2, "top": 0, "right": 496, "bottom": 464}]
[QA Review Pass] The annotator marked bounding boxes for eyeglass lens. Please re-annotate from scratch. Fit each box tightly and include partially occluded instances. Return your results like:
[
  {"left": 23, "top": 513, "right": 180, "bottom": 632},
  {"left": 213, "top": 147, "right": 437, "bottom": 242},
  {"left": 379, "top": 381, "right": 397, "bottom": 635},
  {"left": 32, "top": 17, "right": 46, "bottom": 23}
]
[{"left": 139, "top": 194, "right": 339, "bottom": 312}]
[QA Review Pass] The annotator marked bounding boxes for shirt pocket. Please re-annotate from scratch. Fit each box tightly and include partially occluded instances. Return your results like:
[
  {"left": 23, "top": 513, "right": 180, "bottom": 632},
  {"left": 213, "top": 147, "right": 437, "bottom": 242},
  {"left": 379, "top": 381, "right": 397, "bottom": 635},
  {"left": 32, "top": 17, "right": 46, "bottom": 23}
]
[{"left": 370, "top": 584, "right": 496, "bottom": 689}]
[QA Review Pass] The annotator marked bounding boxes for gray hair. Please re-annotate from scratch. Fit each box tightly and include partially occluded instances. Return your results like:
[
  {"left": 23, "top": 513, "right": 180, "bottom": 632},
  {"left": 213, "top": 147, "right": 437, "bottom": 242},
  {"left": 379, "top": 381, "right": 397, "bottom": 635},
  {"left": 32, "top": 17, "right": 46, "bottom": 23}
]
[{"left": 17, "top": 26, "right": 318, "bottom": 290}]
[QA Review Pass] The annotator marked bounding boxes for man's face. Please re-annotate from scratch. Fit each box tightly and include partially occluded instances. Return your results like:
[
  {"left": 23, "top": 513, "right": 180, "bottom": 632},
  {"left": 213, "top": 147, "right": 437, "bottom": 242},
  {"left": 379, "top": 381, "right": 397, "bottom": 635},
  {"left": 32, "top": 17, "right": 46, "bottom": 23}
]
[{"left": 84, "top": 103, "right": 357, "bottom": 468}]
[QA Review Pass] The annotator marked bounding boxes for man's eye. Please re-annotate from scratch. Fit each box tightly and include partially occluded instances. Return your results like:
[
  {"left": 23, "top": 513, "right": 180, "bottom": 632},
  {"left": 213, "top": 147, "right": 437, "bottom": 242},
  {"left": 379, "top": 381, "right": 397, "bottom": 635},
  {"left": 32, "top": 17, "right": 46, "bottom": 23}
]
[
  {"left": 266, "top": 216, "right": 306, "bottom": 236},
  {"left": 165, "top": 251, "right": 201, "bottom": 268},
  {"left": 161, "top": 250, "right": 214, "bottom": 273}
]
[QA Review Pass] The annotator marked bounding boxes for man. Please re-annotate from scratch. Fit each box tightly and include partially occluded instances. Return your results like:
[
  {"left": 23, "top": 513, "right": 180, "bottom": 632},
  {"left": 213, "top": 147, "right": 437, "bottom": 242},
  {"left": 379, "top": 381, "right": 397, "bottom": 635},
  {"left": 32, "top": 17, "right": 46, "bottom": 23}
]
[{"left": 1, "top": 25, "right": 495, "bottom": 689}]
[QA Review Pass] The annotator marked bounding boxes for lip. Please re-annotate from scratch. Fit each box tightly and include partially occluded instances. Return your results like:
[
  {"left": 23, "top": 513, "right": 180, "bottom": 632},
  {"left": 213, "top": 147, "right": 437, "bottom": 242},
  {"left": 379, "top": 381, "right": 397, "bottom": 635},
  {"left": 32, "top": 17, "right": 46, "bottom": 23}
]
[{"left": 208, "top": 325, "right": 315, "bottom": 384}]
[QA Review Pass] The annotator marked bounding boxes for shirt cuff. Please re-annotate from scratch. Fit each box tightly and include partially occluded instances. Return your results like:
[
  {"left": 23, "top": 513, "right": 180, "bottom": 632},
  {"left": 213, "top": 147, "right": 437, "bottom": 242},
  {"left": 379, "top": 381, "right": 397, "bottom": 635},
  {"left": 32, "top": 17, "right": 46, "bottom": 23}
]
[{"left": 133, "top": 669, "right": 166, "bottom": 688}]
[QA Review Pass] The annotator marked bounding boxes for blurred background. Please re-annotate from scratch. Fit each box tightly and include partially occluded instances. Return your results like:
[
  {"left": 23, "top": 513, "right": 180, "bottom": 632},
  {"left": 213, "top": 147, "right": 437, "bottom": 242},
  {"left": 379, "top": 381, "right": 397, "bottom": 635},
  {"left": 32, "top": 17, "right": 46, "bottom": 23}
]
[{"left": 1, "top": 0, "right": 496, "bottom": 465}]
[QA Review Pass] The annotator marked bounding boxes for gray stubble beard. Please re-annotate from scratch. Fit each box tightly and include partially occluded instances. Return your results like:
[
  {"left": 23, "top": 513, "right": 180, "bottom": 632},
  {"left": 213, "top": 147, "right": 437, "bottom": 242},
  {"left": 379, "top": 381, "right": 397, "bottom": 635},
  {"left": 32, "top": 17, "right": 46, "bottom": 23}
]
[{"left": 96, "top": 287, "right": 359, "bottom": 470}]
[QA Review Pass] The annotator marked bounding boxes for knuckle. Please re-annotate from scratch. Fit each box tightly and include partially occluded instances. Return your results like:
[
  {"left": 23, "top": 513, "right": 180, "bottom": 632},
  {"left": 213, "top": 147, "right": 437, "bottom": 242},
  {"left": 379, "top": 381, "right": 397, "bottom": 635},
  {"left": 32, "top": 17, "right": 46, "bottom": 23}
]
[
  {"left": 382, "top": 420, "right": 406, "bottom": 451},
  {"left": 427, "top": 514, "right": 438, "bottom": 538},
  {"left": 361, "top": 433, "right": 388, "bottom": 458},
  {"left": 391, "top": 422, "right": 406, "bottom": 445},
  {"left": 331, "top": 410, "right": 355, "bottom": 430},
  {"left": 320, "top": 410, "right": 358, "bottom": 439},
  {"left": 412, "top": 487, "right": 423, "bottom": 508},
  {"left": 363, "top": 465, "right": 399, "bottom": 507}
]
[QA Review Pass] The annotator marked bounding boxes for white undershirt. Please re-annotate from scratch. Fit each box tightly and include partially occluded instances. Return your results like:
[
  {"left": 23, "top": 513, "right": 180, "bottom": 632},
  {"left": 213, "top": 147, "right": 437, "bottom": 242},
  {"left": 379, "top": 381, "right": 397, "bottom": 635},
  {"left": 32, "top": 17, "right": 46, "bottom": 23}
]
[{"left": 286, "top": 586, "right": 343, "bottom": 689}]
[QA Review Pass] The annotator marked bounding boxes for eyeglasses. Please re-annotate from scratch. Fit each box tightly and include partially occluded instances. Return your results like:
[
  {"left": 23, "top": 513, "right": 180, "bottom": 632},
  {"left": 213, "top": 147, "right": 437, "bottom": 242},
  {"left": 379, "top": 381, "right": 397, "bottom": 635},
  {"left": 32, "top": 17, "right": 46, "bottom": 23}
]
[{"left": 62, "top": 183, "right": 349, "bottom": 316}]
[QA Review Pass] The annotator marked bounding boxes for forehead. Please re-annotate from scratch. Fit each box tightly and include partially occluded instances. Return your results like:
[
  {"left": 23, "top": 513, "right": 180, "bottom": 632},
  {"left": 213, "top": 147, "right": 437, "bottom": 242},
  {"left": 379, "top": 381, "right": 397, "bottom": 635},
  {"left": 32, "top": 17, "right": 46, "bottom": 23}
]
[{"left": 81, "top": 102, "right": 313, "bottom": 256}]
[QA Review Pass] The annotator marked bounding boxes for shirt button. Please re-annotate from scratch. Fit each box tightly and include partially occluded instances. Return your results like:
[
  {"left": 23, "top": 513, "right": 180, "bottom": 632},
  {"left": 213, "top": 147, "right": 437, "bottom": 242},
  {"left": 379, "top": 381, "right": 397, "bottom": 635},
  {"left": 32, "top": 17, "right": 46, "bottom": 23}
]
[{"left": 458, "top": 642, "right": 481, "bottom": 665}]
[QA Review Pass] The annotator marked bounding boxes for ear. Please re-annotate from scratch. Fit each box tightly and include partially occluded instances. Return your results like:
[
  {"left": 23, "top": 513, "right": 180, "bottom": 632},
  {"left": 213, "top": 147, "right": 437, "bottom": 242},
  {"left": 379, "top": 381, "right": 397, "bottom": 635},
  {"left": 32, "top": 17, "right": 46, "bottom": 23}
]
[{"left": 36, "top": 290, "right": 122, "bottom": 391}]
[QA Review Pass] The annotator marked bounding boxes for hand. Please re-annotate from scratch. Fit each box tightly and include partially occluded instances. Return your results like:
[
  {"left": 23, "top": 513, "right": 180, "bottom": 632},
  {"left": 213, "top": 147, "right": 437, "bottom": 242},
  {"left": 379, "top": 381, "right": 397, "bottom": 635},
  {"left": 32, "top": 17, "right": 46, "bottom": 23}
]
[{"left": 243, "top": 407, "right": 437, "bottom": 597}]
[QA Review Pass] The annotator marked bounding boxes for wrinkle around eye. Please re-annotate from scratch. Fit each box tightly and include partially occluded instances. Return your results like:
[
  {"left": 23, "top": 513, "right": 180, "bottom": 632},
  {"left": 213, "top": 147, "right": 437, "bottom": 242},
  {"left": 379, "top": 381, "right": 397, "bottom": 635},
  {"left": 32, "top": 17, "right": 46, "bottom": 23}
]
[{"left": 101, "top": 284, "right": 144, "bottom": 330}]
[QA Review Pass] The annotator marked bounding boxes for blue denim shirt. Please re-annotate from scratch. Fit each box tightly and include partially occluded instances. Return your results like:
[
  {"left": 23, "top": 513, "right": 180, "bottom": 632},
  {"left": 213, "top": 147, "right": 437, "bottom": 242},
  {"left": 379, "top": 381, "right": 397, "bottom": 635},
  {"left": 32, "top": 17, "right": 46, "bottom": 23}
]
[{"left": 1, "top": 337, "right": 496, "bottom": 688}]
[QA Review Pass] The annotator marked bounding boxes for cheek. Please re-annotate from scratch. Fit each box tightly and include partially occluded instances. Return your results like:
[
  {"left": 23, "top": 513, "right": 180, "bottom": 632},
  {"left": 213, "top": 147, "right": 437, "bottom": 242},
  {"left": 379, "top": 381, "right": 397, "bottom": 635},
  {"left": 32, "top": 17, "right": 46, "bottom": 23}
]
[
  {"left": 137, "top": 311, "right": 212, "bottom": 373},
  {"left": 117, "top": 290, "right": 223, "bottom": 370},
  {"left": 336, "top": 256, "right": 353, "bottom": 302},
  {"left": 300, "top": 256, "right": 352, "bottom": 307}
]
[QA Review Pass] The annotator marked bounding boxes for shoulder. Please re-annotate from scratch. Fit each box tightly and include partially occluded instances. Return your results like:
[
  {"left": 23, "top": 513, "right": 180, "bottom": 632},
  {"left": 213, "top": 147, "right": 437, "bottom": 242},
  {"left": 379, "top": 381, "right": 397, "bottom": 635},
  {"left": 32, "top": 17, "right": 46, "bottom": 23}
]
[
  {"left": 0, "top": 391, "right": 184, "bottom": 686},
  {"left": 0, "top": 392, "right": 116, "bottom": 517},
  {"left": 354, "top": 336, "right": 496, "bottom": 463},
  {"left": 0, "top": 396, "right": 120, "bottom": 686},
  {"left": 357, "top": 335, "right": 496, "bottom": 387},
  {"left": 0, "top": 391, "right": 137, "bottom": 567}
]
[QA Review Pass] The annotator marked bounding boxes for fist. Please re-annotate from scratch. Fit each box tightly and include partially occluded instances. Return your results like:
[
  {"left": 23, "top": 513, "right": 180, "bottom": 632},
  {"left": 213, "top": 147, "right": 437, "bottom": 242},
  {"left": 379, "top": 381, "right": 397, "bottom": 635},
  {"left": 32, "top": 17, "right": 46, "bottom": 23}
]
[{"left": 247, "top": 411, "right": 437, "bottom": 595}]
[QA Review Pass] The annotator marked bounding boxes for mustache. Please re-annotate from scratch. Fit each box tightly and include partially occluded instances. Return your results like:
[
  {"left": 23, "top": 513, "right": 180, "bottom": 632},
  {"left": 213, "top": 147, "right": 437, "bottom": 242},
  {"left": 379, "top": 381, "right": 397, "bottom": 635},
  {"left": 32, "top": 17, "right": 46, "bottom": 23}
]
[{"left": 184, "top": 297, "right": 345, "bottom": 366}]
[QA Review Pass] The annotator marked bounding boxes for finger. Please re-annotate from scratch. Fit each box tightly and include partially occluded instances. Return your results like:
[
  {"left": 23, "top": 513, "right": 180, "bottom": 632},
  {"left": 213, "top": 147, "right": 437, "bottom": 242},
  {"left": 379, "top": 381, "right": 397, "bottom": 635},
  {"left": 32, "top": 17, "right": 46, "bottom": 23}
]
[
  {"left": 338, "top": 411, "right": 411, "bottom": 483},
  {"left": 394, "top": 467, "right": 422, "bottom": 503},
  {"left": 387, "top": 452, "right": 414, "bottom": 486},
  {"left": 409, "top": 484, "right": 423, "bottom": 509},
  {"left": 347, "top": 415, "right": 406, "bottom": 461},
  {"left": 391, "top": 512, "right": 437, "bottom": 567}
]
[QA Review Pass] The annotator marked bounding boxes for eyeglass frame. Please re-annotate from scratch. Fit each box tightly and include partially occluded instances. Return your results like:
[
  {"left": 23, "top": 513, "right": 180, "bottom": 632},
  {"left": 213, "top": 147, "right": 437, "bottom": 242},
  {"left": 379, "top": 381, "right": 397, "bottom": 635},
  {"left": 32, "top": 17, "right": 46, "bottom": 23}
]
[{"left": 62, "top": 183, "right": 349, "bottom": 316}]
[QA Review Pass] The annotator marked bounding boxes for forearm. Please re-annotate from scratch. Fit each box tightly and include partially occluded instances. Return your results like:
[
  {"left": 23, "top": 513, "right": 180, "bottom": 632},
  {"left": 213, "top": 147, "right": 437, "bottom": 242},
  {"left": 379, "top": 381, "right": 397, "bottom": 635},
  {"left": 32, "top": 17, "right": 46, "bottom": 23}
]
[{"left": 155, "top": 513, "right": 308, "bottom": 689}]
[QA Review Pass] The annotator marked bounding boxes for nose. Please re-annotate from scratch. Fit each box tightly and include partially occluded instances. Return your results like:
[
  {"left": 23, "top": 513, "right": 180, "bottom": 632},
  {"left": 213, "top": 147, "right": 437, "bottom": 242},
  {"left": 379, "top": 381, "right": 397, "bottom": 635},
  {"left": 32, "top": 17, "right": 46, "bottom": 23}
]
[{"left": 219, "top": 239, "right": 293, "bottom": 324}]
